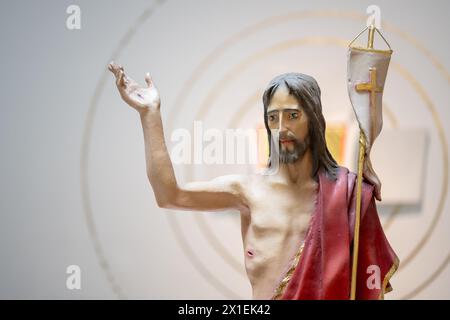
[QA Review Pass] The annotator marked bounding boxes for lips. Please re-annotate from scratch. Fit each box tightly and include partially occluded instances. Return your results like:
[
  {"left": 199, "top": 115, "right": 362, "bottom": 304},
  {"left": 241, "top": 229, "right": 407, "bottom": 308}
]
[{"left": 280, "top": 139, "right": 294, "bottom": 144}]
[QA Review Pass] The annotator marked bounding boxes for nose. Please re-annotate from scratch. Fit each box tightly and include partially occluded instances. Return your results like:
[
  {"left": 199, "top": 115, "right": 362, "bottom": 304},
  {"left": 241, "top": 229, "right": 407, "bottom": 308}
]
[{"left": 278, "top": 112, "right": 288, "bottom": 135}]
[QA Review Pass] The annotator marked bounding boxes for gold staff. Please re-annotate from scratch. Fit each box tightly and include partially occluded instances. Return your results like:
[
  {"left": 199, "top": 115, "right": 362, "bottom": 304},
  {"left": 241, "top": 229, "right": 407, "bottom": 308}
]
[{"left": 348, "top": 23, "right": 392, "bottom": 300}]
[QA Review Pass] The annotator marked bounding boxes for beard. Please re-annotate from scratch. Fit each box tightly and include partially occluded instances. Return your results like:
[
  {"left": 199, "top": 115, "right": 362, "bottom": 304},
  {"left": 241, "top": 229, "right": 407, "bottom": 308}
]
[{"left": 279, "top": 135, "right": 309, "bottom": 164}]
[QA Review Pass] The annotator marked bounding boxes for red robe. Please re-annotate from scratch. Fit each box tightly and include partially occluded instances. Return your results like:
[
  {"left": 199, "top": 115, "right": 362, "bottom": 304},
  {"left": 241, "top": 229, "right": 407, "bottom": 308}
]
[{"left": 279, "top": 166, "right": 399, "bottom": 300}]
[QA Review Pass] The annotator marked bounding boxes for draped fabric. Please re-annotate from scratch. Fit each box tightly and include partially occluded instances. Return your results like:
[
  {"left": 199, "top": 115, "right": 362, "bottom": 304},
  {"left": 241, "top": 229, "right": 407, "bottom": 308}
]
[{"left": 278, "top": 166, "right": 399, "bottom": 300}]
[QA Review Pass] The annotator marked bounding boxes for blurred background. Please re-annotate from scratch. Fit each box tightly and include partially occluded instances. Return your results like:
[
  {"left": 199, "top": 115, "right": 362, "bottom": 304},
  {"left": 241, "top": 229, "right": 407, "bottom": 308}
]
[{"left": 0, "top": 0, "right": 449, "bottom": 299}]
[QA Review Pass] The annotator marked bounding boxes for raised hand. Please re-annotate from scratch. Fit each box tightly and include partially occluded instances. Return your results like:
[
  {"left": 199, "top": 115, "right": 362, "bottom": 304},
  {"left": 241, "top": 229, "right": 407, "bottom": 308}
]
[{"left": 108, "top": 61, "right": 160, "bottom": 114}]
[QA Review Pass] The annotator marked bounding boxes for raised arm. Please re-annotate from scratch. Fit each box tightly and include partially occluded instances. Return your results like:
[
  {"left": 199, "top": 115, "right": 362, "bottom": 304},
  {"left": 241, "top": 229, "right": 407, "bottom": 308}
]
[{"left": 108, "top": 62, "right": 247, "bottom": 212}]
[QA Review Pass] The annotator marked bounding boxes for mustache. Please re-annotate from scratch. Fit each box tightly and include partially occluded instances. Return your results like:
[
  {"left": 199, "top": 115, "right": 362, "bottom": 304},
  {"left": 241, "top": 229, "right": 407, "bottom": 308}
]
[{"left": 278, "top": 133, "right": 298, "bottom": 141}]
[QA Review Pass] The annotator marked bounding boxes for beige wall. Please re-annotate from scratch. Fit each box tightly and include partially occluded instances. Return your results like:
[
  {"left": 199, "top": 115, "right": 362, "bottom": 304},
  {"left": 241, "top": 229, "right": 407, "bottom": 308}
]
[{"left": 0, "top": 0, "right": 449, "bottom": 299}]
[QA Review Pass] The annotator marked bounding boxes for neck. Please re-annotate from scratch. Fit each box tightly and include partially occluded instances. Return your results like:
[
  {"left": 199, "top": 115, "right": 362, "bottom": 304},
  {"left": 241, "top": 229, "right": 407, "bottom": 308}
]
[{"left": 276, "top": 149, "right": 315, "bottom": 185}]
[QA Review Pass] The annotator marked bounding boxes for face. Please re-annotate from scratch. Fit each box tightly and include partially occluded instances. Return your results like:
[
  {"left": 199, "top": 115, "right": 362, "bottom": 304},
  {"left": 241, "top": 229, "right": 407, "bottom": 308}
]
[{"left": 266, "top": 85, "right": 310, "bottom": 163}]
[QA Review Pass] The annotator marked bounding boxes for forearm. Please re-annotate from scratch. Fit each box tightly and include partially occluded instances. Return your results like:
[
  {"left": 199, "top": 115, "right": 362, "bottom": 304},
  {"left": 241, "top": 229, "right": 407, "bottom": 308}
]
[
  {"left": 108, "top": 63, "right": 244, "bottom": 212},
  {"left": 140, "top": 109, "right": 178, "bottom": 206}
]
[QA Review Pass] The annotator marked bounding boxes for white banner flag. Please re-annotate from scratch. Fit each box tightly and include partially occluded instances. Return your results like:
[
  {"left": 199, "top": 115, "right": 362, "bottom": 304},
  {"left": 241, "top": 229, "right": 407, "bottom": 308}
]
[{"left": 347, "top": 46, "right": 392, "bottom": 200}]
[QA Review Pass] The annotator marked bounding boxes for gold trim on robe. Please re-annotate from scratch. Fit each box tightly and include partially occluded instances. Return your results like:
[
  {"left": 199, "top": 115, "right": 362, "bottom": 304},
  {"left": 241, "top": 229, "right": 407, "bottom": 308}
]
[
  {"left": 271, "top": 242, "right": 305, "bottom": 300},
  {"left": 379, "top": 256, "right": 400, "bottom": 300}
]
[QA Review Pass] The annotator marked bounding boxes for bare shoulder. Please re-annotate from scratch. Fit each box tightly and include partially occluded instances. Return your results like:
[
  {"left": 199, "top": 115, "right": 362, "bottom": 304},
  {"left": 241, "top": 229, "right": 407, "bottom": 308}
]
[
  {"left": 217, "top": 173, "right": 267, "bottom": 193},
  {"left": 215, "top": 174, "right": 255, "bottom": 198},
  {"left": 182, "top": 174, "right": 249, "bottom": 195}
]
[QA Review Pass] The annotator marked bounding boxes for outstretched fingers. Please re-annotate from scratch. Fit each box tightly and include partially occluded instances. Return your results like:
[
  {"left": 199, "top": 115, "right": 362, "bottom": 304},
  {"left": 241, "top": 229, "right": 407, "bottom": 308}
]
[
  {"left": 108, "top": 62, "right": 126, "bottom": 87},
  {"left": 116, "top": 70, "right": 126, "bottom": 88},
  {"left": 145, "top": 72, "right": 153, "bottom": 88},
  {"left": 108, "top": 61, "right": 121, "bottom": 77},
  {"left": 145, "top": 72, "right": 154, "bottom": 87}
]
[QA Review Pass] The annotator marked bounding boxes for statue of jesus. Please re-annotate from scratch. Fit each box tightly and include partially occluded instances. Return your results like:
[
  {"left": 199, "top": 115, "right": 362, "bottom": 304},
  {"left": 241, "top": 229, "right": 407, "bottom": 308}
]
[{"left": 108, "top": 62, "right": 398, "bottom": 300}]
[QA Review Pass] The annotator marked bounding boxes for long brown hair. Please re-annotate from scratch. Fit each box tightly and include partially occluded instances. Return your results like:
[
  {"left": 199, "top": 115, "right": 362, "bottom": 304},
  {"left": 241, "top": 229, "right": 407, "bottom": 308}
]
[{"left": 262, "top": 73, "right": 338, "bottom": 180}]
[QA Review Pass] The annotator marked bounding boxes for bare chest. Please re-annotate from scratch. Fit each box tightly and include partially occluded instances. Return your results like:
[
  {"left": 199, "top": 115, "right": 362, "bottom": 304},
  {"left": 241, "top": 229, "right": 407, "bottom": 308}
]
[
  {"left": 240, "top": 183, "right": 317, "bottom": 298},
  {"left": 243, "top": 189, "right": 316, "bottom": 257}
]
